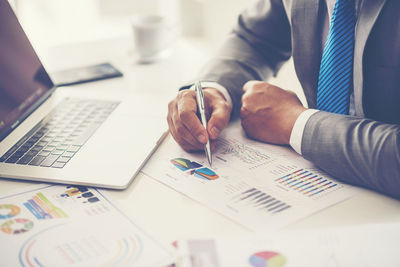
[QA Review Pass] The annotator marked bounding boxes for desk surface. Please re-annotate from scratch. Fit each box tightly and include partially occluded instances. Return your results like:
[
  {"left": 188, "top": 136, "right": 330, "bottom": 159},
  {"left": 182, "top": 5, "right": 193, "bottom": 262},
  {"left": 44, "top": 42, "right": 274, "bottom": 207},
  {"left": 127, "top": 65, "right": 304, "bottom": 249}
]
[{"left": 1, "top": 36, "right": 400, "bottom": 244}]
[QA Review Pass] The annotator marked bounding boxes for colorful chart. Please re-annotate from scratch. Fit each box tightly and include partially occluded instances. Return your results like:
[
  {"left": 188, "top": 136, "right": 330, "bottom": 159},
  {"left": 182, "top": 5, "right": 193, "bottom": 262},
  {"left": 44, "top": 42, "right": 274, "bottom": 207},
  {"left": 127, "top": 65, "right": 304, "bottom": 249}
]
[
  {"left": 0, "top": 204, "right": 21, "bottom": 219},
  {"left": 275, "top": 169, "right": 340, "bottom": 197},
  {"left": 1, "top": 218, "right": 34, "bottom": 235},
  {"left": 24, "top": 192, "right": 68, "bottom": 220},
  {"left": 229, "top": 188, "right": 290, "bottom": 214},
  {"left": 171, "top": 158, "right": 219, "bottom": 180},
  {"left": 59, "top": 186, "right": 100, "bottom": 204},
  {"left": 249, "top": 251, "right": 286, "bottom": 267},
  {"left": 170, "top": 158, "right": 202, "bottom": 171},
  {"left": 192, "top": 168, "right": 219, "bottom": 180}
]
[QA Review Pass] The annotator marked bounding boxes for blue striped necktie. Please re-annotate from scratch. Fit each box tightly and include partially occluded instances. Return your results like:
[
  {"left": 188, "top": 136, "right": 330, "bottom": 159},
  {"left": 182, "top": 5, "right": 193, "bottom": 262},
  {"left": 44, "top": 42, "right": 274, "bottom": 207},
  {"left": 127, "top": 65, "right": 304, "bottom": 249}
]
[{"left": 317, "top": 0, "right": 356, "bottom": 114}]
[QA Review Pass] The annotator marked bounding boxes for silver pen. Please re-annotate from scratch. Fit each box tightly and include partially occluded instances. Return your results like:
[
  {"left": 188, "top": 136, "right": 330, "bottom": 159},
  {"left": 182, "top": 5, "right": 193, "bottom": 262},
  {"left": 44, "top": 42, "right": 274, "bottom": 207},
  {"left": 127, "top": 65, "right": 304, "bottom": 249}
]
[{"left": 194, "top": 81, "right": 212, "bottom": 167}]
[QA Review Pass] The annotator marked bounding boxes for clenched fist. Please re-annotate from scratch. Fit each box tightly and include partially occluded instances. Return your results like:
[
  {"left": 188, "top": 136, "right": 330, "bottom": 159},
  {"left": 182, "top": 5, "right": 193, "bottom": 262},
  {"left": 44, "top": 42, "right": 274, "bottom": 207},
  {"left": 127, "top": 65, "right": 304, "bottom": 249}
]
[{"left": 240, "top": 81, "right": 307, "bottom": 145}]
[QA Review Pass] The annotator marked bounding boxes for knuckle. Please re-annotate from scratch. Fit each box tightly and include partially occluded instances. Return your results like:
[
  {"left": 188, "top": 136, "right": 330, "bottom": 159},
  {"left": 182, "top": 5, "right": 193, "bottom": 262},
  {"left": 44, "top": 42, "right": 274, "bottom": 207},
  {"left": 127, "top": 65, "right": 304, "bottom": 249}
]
[
  {"left": 179, "top": 90, "right": 194, "bottom": 99},
  {"left": 179, "top": 109, "right": 191, "bottom": 121},
  {"left": 176, "top": 125, "right": 186, "bottom": 137}
]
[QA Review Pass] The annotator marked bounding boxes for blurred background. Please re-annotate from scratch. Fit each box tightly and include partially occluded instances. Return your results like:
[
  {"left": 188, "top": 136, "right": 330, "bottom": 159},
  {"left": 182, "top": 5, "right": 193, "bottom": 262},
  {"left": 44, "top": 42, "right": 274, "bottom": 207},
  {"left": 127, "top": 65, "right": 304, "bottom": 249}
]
[
  {"left": 10, "top": 0, "right": 249, "bottom": 51},
  {"left": 8, "top": 0, "right": 303, "bottom": 102}
]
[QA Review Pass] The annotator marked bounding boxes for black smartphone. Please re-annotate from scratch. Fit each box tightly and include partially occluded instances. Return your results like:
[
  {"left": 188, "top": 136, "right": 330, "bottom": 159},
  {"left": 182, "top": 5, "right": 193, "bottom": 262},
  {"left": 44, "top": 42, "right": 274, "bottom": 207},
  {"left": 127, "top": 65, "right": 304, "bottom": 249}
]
[{"left": 51, "top": 63, "right": 123, "bottom": 87}]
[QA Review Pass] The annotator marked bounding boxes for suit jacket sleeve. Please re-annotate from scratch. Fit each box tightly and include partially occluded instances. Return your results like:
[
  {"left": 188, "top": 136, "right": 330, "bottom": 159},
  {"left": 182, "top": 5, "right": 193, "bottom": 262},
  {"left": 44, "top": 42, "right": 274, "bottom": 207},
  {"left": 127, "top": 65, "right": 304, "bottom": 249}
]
[
  {"left": 302, "top": 111, "right": 400, "bottom": 199},
  {"left": 196, "top": 0, "right": 292, "bottom": 119}
]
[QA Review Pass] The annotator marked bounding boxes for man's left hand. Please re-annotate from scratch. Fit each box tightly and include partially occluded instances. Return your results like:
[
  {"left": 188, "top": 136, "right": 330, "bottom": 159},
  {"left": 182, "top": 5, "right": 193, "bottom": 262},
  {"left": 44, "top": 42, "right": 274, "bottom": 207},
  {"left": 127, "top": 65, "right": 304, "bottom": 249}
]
[{"left": 240, "top": 81, "right": 307, "bottom": 145}]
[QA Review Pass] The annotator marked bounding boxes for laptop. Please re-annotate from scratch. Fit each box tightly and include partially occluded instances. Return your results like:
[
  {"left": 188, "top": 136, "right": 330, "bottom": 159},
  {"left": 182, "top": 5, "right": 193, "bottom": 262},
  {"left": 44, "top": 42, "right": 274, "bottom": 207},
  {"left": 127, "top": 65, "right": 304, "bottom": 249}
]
[{"left": 0, "top": 0, "right": 166, "bottom": 189}]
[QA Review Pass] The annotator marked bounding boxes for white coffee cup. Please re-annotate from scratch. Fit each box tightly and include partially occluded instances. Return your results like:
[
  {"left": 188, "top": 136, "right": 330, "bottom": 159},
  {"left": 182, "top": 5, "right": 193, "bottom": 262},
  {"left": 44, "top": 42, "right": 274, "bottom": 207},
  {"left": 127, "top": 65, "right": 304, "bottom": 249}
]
[{"left": 131, "top": 15, "right": 178, "bottom": 63}]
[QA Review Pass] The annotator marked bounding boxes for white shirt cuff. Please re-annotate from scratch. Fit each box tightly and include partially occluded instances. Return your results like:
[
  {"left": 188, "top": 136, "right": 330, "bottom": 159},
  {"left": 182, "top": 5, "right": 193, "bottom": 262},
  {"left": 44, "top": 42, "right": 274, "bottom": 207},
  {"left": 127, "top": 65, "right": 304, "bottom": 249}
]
[
  {"left": 199, "top": 81, "right": 232, "bottom": 107},
  {"left": 289, "top": 109, "right": 319, "bottom": 155}
]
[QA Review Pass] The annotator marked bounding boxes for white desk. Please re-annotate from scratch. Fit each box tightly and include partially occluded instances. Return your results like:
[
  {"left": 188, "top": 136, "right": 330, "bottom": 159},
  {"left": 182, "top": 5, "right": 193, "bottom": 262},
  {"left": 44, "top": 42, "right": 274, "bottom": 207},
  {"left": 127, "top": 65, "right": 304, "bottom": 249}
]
[{"left": 1, "top": 36, "right": 400, "bottom": 244}]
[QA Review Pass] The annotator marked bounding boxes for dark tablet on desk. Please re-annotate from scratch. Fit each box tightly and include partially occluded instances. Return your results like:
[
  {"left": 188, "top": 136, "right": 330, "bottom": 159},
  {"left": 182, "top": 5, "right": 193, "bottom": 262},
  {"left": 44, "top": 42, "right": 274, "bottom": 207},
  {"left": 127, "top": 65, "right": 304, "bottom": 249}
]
[{"left": 51, "top": 62, "right": 123, "bottom": 87}]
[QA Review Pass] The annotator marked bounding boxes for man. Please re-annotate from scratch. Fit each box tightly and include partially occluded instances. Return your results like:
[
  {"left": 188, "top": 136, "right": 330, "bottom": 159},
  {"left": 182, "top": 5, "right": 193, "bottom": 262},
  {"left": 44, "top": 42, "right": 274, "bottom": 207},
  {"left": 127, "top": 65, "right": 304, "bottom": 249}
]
[{"left": 167, "top": 0, "right": 400, "bottom": 199}]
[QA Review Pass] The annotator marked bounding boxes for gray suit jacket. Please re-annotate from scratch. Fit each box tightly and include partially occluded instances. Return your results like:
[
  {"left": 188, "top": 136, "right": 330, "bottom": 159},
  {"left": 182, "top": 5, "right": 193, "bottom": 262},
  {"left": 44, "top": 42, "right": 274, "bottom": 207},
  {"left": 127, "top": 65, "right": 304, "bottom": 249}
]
[{"left": 196, "top": 0, "right": 400, "bottom": 198}]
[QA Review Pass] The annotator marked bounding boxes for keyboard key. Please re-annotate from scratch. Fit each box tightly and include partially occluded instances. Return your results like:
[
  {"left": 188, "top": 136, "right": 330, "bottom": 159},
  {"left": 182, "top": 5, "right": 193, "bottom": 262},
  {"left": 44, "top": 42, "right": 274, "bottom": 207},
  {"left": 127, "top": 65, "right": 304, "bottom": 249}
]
[
  {"left": 56, "top": 144, "right": 69, "bottom": 150},
  {"left": 52, "top": 162, "right": 66, "bottom": 168},
  {"left": 29, "top": 156, "right": 46, "bottom": 166},
  {"left": 25, "top": 150, "right": 39, "bottom": 157},
  {"left": 17, "top": 154, "right": 34, "bottom": 165},
  {"left": 5, "top": 157, "right": 19, "bottom": 163},
  {"left": 62, "top": 151, "right": 75, "bottom": 158},
  {"left": 42, "top": 146, "right": 55, "bottom": 152},
  {"left": 37, "top": 141, "right": 48, "bottom": 147},
  {"left": 57, "top": 156, "right": 70, "bottom": 163},
  {"left": 40, "top": 155, "right": 60, "bottom": 167},
  {"left": 51, "top": 149, "right": 65, "bottom": 155},
  {"left": 38, "top": 151, "right": 50, "bottom": 157},
  {"left": 67, "top": 145, "right": 81, "bottom": 152}
]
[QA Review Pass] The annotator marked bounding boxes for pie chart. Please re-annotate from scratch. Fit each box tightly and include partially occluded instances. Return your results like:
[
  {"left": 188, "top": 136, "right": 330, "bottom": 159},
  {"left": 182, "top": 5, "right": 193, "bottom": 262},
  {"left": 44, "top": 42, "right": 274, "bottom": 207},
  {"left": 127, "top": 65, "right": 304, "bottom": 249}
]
[
  {"left": 1, "top": 218, "right": 34, "bottom": 235},
  {"left": 249, "top": 251, "right": 286, "bottom": 267},
  {"left": 0, "top": 204, "right": 20, "bottom": 219}
]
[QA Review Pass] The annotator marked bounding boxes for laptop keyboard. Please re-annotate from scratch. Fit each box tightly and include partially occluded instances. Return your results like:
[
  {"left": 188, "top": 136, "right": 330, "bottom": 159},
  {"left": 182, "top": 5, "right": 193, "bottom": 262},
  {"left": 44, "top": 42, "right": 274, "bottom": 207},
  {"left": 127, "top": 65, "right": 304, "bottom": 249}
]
[{"left": 0, "top": 98, "right": 119, "bottom": 168}]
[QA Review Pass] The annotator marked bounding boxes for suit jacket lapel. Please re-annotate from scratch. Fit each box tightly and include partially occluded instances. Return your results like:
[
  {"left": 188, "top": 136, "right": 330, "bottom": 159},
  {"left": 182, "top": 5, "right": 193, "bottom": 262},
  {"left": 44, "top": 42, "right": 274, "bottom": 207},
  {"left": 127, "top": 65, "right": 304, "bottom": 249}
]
[
  {"left": 291, "top": 0, "right": 322, "bottom": 108},
  {"left": 353, "top": 0, "right": 387, "bottom": 116}
]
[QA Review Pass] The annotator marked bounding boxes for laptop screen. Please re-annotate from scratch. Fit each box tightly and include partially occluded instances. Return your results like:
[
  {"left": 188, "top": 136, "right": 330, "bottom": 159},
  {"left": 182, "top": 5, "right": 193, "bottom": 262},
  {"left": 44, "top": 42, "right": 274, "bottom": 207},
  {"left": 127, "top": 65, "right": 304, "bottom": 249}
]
[{"left": 0, "top": 0, "right": 54, "bottom": 141}]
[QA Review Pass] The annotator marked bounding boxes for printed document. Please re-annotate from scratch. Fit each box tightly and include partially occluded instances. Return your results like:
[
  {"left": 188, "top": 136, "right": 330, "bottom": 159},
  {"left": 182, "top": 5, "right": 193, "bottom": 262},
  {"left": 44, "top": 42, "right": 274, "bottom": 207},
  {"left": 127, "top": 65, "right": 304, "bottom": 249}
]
[{"left": 143, "top": 123, "right": 357, "bottom": 231}]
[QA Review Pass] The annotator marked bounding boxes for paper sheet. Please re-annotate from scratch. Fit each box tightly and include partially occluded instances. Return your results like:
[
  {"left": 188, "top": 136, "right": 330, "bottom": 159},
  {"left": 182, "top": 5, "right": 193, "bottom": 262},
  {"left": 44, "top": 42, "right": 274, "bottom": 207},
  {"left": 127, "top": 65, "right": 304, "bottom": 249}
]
[
  {"left": 143, "top": 123, "right": 357, "bottom": 231},
  {"left": 0, "top": 184, "right": 173, "bottom": 267},
  {"left": 176, "top": 224, "right": 400, "bottom": 267}
]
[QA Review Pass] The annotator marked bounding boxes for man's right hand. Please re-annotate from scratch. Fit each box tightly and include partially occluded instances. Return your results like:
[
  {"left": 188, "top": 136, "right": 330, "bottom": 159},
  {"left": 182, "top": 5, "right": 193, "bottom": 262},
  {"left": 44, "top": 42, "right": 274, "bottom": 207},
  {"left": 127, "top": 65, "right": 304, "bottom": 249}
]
[{"left": 167, "top": 87, "right": 232, "bottom": 152}]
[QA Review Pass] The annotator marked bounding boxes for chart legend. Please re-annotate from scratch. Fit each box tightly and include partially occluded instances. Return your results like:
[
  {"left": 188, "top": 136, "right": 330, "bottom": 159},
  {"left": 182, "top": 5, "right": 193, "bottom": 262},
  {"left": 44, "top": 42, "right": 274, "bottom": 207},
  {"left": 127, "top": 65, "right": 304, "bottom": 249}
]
[{"left": 275, "top": 169, "right": 341, "bottom": 197}]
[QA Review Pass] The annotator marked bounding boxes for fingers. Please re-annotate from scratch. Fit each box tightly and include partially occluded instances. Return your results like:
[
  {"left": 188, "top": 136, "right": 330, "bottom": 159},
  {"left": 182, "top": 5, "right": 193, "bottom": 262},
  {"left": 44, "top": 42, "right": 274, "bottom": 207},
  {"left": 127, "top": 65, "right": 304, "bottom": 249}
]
[
  {"left": 167, "top": 90, "right": 208, "bottom": 152},
  {"left": 167, "top": 111, "right": 198, "bottom": 151},
  {"left": 242, "top": 80, "right": 264, "bottom": 93},
  {"left": 207, "top": 100, "right": 231, "bottom": 139},
  {"left": 177, "top": 94, "right": 208, "bottom": 144},
  {"left": 167, "top": 88, "right": 232, "bottom": 151}
]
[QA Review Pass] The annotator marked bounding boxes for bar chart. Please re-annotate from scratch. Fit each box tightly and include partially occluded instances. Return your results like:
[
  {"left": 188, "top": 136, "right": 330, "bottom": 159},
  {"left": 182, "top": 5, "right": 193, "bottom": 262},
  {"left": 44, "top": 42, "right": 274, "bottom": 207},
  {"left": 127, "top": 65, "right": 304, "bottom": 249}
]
[
  {"left": 228, "top": 188, "right": 291, "bottom": 214},
  {"left": 24, "top": 192, "right": 68, "bottom": 220},
  {"left": 275, "top": 169, "right": 341, "bottom": 197}
]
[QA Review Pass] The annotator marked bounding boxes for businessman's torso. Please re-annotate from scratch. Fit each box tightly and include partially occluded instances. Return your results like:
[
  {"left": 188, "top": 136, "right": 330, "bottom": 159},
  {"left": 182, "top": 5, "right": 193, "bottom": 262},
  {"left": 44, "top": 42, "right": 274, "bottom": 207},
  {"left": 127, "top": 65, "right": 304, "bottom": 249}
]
[{"left": 282, "top": 0, "right": 400, "bottom": 124}]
